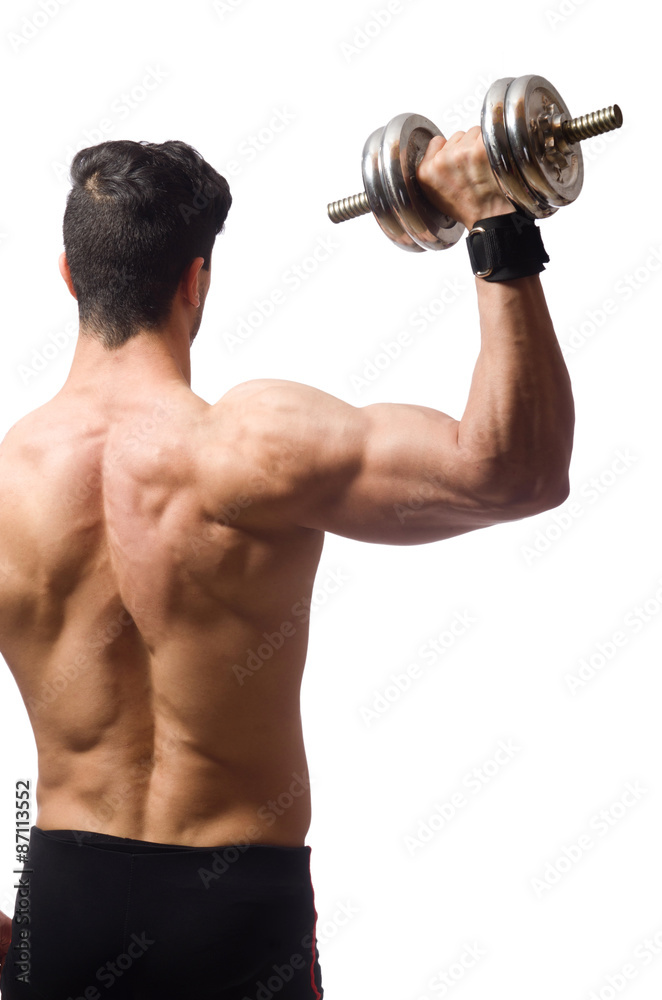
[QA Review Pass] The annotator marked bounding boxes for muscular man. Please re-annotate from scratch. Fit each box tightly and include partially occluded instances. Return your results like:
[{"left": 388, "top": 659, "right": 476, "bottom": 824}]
[{"left": 0, "top": 129, "right": 574, "bottom": 998}]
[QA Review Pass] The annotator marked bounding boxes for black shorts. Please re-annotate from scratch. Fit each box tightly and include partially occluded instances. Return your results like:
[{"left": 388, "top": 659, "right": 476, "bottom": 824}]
[{"left": 0, "top": 826, "right": 323, "bottom": 1000}]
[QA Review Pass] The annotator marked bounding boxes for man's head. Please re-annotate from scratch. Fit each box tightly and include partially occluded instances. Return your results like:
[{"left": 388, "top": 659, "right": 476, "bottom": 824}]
[{"left": 60, "top": 139, "right": 232, "bottom": 350}]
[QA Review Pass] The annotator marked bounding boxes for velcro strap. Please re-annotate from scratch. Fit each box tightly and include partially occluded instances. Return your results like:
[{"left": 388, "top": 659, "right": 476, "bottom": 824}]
[{"left": 467, "top": 211, "right": 550, "bottom": 281}]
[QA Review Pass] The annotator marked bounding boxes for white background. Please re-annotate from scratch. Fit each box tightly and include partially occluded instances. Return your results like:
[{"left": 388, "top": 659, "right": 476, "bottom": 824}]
[{"left": 0, "top": 1, "right": 659, "bottom": 998}]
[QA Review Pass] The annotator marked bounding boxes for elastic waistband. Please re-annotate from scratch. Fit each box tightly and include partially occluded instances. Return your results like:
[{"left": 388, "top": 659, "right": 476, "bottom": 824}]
[
  {"left": 33, "top": 826, "right": 310, "bottom": 856},
  {"left": 36, "top": 827, "right": 199, "bottom": 853}
]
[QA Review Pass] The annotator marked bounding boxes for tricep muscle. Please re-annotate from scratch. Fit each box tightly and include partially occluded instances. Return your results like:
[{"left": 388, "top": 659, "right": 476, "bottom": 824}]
[{"left": 236, "top": 380, "right": 510, "bottom": 546}]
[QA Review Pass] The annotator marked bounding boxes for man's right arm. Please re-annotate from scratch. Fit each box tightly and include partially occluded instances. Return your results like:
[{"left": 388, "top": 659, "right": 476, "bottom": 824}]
[
  {"left": 231, "top": 268, "right": 573, "bottom": 547},
  {"left": 221, "top": 126, "right": 574, "bottom": 546}
]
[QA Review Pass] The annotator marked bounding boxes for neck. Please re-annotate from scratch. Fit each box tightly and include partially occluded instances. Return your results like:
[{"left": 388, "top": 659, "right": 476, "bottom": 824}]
[{"left": 62, "top": 323, "right": 193, "bottom": 401}]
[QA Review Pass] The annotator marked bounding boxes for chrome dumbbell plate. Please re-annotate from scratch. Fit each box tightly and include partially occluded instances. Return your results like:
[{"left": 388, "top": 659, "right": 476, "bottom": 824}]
[
  {"left": 362, "top": 114, "right": 465, "bottom": 252},
  {"left": 482, "top": 75, "right": 584, "bottom": 218},
  {"left": 482, "top": 76, "right": 551, "bottom": 218},
  {"left": 362, "top": 126, "right": 421, "bottom": 251},
  {"left": 507, "top": 74, "right": 584, "bottom": 211},
  {"left": 379, "top": 114, "right": 465, "bottom": 251}
]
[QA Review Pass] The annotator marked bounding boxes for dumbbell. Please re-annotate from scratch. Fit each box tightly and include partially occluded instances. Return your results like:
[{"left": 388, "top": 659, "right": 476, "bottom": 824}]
[{"left": 327, "top": 74, "right": 623, "bottom": 253}]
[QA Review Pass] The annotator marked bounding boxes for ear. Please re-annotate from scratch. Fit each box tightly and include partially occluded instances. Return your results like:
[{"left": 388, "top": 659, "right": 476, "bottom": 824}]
[
  {"left": 59, "top": 252, "right": 78, "bottom": 300},
  {"left": 181, "top": 257, "right": 206, "bottom": 308}
]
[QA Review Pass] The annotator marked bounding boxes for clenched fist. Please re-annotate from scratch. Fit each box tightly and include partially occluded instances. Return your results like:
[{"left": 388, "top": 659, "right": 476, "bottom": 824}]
[{"left": 417, "top": 126, "right": 515, "bottom": 231}]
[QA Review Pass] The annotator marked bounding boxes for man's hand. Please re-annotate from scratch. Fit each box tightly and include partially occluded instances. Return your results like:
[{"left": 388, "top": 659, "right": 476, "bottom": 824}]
[
  {"left": 0, "top": 908, "right": 12, "bottom": 975},
  {"left": 417, "top": 126, "right": 515, "bottom": 231}
]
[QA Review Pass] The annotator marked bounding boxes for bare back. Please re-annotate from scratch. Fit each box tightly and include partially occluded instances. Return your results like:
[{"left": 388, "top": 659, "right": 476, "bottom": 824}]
[
  {"left": 0, "top": 379, "right": 326, "bottom": 847},
  {"left": 0, "top": 314, "right": 566, "bottom": 851}
]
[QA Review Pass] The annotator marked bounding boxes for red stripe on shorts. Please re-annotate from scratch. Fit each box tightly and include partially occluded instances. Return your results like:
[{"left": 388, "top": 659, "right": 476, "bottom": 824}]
[{"left": 308, "top": 853, "right": 322, "bottom": 999}]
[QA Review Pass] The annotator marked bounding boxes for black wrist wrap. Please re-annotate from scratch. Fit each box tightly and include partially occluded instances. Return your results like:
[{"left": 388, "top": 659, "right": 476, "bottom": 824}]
[{"left": 466, "top": 211, "right": 549, "bottom": 281}]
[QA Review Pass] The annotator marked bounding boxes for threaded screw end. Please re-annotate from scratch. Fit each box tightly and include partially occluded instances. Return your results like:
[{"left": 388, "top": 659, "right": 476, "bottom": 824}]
[
  {"left": 562, "top": 104, "right": 623, "bottom": 143},
  {"left": 328, "top": 191, "right": 371, "bottom": 224}
]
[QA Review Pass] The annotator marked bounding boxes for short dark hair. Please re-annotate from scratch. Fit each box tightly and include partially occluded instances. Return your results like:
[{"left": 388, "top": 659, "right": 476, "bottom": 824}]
[{"left": 62, "top": 139, "right": 232, "bottom": 349}]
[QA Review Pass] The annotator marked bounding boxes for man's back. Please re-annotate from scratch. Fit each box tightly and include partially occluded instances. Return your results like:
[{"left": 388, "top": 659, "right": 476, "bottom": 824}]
[
  {"left": 0, "top": 131, "right": 575, "bottom": 999},
  {"left": 0, "top": 378, "right": 326, "bottom": 848}
]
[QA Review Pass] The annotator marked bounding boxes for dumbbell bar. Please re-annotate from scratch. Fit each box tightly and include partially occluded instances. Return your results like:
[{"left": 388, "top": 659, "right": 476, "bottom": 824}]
[{"left": 327, "top": 75, "right": 623, "bottom": 253}]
